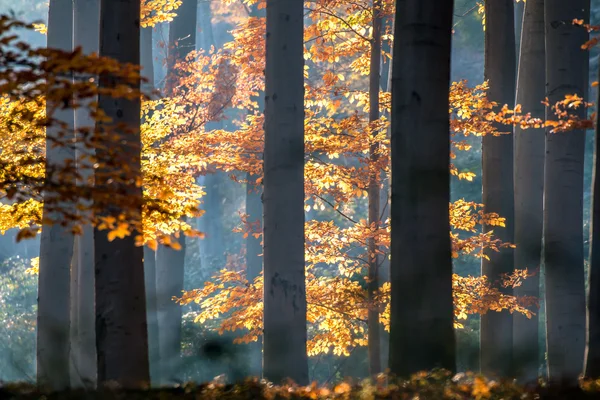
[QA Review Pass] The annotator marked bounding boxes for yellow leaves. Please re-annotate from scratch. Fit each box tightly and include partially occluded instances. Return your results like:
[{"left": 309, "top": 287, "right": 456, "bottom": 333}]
[
  {"left": 140, "top": 0, "right": 183, "bottom": 28},
  {"left": 25, "top": 257, "right": 40, "bottom": 275},
  {"left": 107, "top": 222, "right": 131, "bottom": 242},
  {"left": 33, "top": 23, "right": 47, "bottom": 35}
]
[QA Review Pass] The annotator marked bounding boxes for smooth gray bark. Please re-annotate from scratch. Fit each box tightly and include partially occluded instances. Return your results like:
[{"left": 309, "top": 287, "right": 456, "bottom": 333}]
[
  {"left": 515, "top": 0, "right": 525, "bottom": 64},
  {"left": 144, "top": 246, "right": 160, "bottom": 384},
  {"left": 37, "top": 0, "right": 74, "bottom": 390},
  {"left": 263, "top": 0, "right": 308, "bottom": 385},
  {"left": 543, "top": 0, "right": 589, "bottom": 384},
  {"left": 367, "top": 0, "right": 382, "bottom": 377},
  {"left": 155, "top": 0, "right": 197, "bottom": 385},
  {"left": 94, "top": 0, "right": 149, "bottom": 387},
  {"left": 585, "top": 55, "right": 600, "bottom": 380},
  {"left": 72, "top": 0, "right": 99, "bottom": 388},
  {"left": 140, "top": 19, "right": 160, "bottom": 386},
  {"left": 481, "top": 0, "right": 516, "bottom": 378},
  {"left": 388, "top": 0, "right": 456, "bottom": 377},
  {"left": 512, "top": 0, "right": 545, "bottom": 383},
  {"left": 243, "top": 3, "right": 265, "bottom": 379}
]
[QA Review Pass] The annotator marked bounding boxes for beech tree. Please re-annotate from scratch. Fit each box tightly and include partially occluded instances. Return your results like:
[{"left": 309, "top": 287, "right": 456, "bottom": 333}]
[
  {"left": 36, "top": 0, "right": 74, "bottom": 389},
  {"left": 480, "top": 0, "right": 516, "bottom": 378},
  {"left": 543, "top": 0, "right": 589, "bottom": 384},
  {"left": 586, "top": 42, "right": 600, "bottom": 380},
  {"left": 388, "top": 0, "right": 456, "bottom": 376},
  {"left": 513, "top": 0, "right": 545, "bottom": 383},
  {"left": 72, "top": 0, "right": 99, "bottom": 388},
  {"left": 156, "top": 0, "right": 197, "bottom": 385},
  {"left": 262, "top": 0, "right": 309, "bottom": 385},
  {"left": 94, "top": 0, "right": 149, "bottom": 386}
]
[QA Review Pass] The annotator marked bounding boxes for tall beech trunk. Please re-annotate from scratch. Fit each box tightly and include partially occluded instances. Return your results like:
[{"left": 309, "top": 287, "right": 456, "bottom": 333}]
[
  {"left": 37, "top": 0, "right": 74, "bottom": 390},
  {"left": 543, "top": 0, "right": 589, "bottom": 384},
  {"left": 388, "top": 0, "right": 456, "bottom": 377},
  {"left": 515, "top": 0, "right": 525, "bottom": 63},
  {"left": 512, "top": 0, "right": 545, "bottom": 383},
  {"left": 243, "top": 3, "right": 265, "bottom": 379},
  {"left": 156, "top": 0, "right": 197, "bottom": 385},
  {"left": 141, "top": 21, "right": 160, "bottom": 386},
  {"left": 480, "top": 0, "right": 516, "bottom": 378},
  {"left": 367, "top": 0, "right": 382, "bottom": 377},
  {"left": 197, "top": 1, "right": 227, "bottom": 274},
  {"left": 156, "top": 236, "right": 186, "bottom": 384},
  {"left": 585, "top": 57, "right": 600, "bottom": 379},
  {"left": 263, "top": 0, "right": 308, "bottom": 385},
  {"left": 94, "top": 0, "right": 149, "bottom": 387},
  {"left": 72, "top": 0, "right": 99, "bottom": 388},
  {"left": 143, "top": 246, "right": 160, "bottom": 384}
]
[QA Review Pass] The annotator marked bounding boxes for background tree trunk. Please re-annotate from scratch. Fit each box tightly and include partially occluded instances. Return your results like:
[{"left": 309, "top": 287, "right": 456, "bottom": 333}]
[
  {"left": 73, "top": 0, "right": 99, "bottom": 388},
  {"left": 367, "top": 0, "right": 382, "bottom": 378},
  {"left": 140, "top": 19, "right": 161, "bottom": 386},
  {"left": 263, "top": 0, "right": 309, "bottom": 385},
  {"left": 515, "top": 0, "right": 525, "bottom": 64},
  {"left": 94, "top": 0, "right": 149, "bottom": 387},
  {"left": 481, "top": 0, "right": 516, "bottom": 378},
  {"left": 37, "top": 0, "right": 74, "bottom": 390},
  {"left": 585, "top": 56, "right": 600, "bottom": 380},
  {"left": 388, "top": 0, "right": 456, "bottom": 377},
  {"left": 512, "top": 0, "right": 545, "bottom": 383},
  {"left": 156, "top": 0, "right": 197, "bottom": 385},
  {"left": 543, "top": 0, "right": 589, "bottom": 384}
]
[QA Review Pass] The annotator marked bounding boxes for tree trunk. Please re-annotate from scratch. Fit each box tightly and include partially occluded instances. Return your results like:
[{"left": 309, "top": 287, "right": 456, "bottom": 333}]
[
  {"left": 140, "top": 19, "right": 161, "bottom": 386},
  {"left": 156, "top": 237, "right": 186, "bottom": 384},
  {"left": 141, "top": 26, "right": 155, "bottom": 95},
  {"left": 242, "top": 3, "right": 266, "bottom": 380},
  {"left": 69, "top": 240, "right": 80, "bottom": 386},
  {"left": 73, "top": 0, "right": 99, "bottom": 388},
  {"left": 388, "top": 0, "right": 456, "bottom": 377},
  {"left": 263, "top": 0, "right": 308, "bottom": 385},
  {"left": 144, "top": 246, "right": 160, "bottom": 384},
  {"left": 37, "top": 0, "right": 74, "bottom": 390},
  {"left": 512, "top": 0, "right": 545, "bottom": 383},
  {"left": 515, "top": 0, "right": 525, "bottom": 65},
  {"left": 155, "top": 0, "right": 197, "bottom": 385},
  {"left": 480, "top": 0, "right": 516, "bottom": 378},
  {"left": 585, "top": 56, "right": 600, "bottom": 380},
  {"left": 367, "top": 0, "right": 382, "bottom": 378},
  {"left": 95, "top": 0, "right": 149, "bottom": 387},
  {"left": 543, "top": 0, "right": 589, "bottom": 384}
]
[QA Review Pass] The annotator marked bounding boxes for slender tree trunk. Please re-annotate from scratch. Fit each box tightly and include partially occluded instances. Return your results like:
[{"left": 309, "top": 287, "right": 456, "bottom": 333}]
[
  {"left": 242, "top": 3, "right": 266, "bottom": 380},
  {"left": 155, "top": 0, "right": 197, "bottom": 385},
  {"left": 156, "top": 237, "right": 186, "bottom": 384},
  {"left": 140, "top": 20, "right": 161, "bottom": 386},
  {"left": 73, "top": 0, "right": 99, "bottom": 388},
  {"left": 388, "top": 0, "right": 456, "bottom": 377},
  {"left": 585, "top": 57, "right": 600, "bottom": 380},
  {"left": 141, "top": 26, "right": 155, "bottom": 95},
  {"left": 69, "top": 240, "right": 80, "bottom": 386},
  {"left": 37, "top": 0, "right": 74, "bottom": 390},
  {"left": 196, "top": 1, "right": 227, "bottom": 275},
  {"left": 94, "top": 0, "right": 149, "bottom": 387},
  {"left": 480, "top": 0, "right": 516, "bottom": 378},
  {"left": 144, "top": 246, "right": 160, "bottom": 384},
  {"left": 367, "top": 0, "right": 382, "bottom": 378},
  {"left": 515, "top": 0, "right": 525, "bottom": 64},
  {"left": 512, "top": 0, "right": 545, "bottom": 383},
  {"left": 543, "top": 0, "right": 589, "bottom": 384},
  {"left": 263, "top": 0, "right": 308, "bottom": 385},
  {"left": 245, "top": 173, "right": 263, "bottom": 377}
]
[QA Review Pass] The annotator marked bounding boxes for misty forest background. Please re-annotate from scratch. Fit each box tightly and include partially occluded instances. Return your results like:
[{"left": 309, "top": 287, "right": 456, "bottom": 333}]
[{"left": 1, "top": 0, "right": 600, "bottom": 391}]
